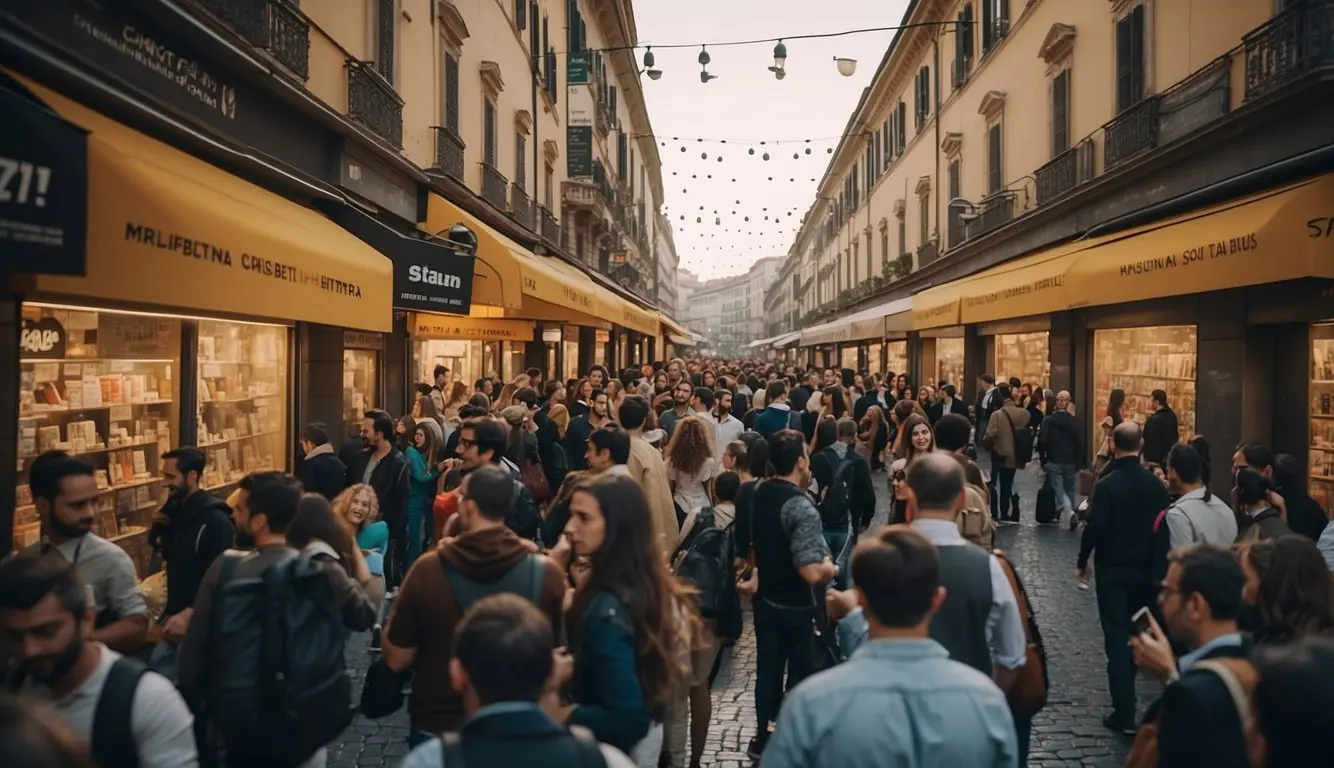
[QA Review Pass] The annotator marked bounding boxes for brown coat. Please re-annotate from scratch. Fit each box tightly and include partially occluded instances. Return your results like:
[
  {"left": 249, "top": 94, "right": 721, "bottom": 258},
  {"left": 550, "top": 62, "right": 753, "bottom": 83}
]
[{"left": 985, "top": 403, "right": 1032, "bottom": 468}]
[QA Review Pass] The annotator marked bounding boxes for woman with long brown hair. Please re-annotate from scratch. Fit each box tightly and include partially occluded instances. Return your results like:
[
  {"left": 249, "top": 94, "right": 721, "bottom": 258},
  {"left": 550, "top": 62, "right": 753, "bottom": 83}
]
[
  {"left": 569, "top": 377, "right": 594, "bottom": 419},
  {"left": 889, "top": 414, "right": 936, "bottom": 524},
  {"left": 664, "top": 415, "right": 717, "bottom": 520},
  {"left": 857, "top": 404, "right": 888, "bottom": 471},
  {"left": 1238, "top": 535, "right": 1334, "bottom": 647},
  {"left": 405, "top": 422, "right": 442, "bottom": 565},
  {"left": 557, "top": 474, "right": 702, "bottom": 766}
]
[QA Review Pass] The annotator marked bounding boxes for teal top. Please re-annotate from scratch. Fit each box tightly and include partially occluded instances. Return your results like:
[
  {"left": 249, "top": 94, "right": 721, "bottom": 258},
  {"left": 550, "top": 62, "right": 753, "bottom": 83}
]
[
  {"left": 356, "top": 520, "right": 389, "bottom": 553},
  {"left": 406, "top": 446, "right": 441, "bottom": 518}
]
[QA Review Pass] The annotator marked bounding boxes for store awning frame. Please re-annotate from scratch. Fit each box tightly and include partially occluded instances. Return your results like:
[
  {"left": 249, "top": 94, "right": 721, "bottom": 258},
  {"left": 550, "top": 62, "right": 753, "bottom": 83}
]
[
  {"left": 800, "top": 297, "right": 914, "bottom": 346},
  {"left": 27, "top": 82, "right": 394, "bottom": 332},
  {"left": 669, "top": 333, "right": 696, "bottom": 346}
]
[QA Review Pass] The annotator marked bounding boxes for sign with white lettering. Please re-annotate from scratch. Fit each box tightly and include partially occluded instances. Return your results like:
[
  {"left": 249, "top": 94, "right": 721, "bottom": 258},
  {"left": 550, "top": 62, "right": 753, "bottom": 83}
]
[
  {"left": 323, "top": 205, "right": 474, "bottom": 314},
  {"left": 0, "top": 84, "right": 87, "bottom": 275},
  {"left": 20, "top": 316, "right": 67, "bottom": 359}
]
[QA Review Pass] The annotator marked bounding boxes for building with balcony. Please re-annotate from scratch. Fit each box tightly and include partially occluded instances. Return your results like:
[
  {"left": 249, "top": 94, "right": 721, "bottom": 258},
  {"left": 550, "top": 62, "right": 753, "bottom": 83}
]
[
  {"left": 654, "top": 212, "right": 681, "bottom": 317},
  {"left": 677, "top": 258, "right": 780, "bottom": 354},
  {"left": 559, "top": 0, "right": 665, "bottom": 304},
  {"left": 782, "top": 0, "right": 1334, "bottom": 504}
]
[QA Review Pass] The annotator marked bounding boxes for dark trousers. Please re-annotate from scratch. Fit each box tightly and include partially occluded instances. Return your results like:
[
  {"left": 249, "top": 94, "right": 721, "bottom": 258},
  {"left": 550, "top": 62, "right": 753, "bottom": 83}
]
[
  {"left": 385, "top": 519, "right": 408, "bottom": 589},
  {"left": 1094, "top": 565, "right": 1155, "bottom": 720},
  {"left": 988, "top": 455, "right": 1017, "bottom": 521},
  {"left": 753, "top": 599, "right": 815, "bottom": 734}
]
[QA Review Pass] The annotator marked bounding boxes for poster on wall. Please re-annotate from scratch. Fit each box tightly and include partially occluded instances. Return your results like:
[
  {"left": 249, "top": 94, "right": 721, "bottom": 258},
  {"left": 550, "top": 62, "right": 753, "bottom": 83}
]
[
  {"left": 567, "top": 127, "right": 593, "bottom": 177},
  {"left": 0, "top": 84, "right": 87, "bottom": 275}
]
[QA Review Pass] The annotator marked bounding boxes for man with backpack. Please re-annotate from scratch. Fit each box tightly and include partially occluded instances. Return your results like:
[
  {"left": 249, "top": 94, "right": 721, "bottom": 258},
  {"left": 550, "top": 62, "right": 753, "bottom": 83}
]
[
  {"left": 665, "top": 471, "right": 743, "bottom": 768},
  {"left": 385, "top": 464, "right": 568, "bottom": 750},
  {"left": 810, "top": 419, "right": 875, "bottom": 588},
  {"left": 1126, "top": 544, "right": 1253, "bottom": 767},
  {"left": 176, "top": 472, "right": 377, "bottom": 767},
  {"left": 752, "top": 380, "right": 802, "bottom": 442},
  {"left": 983, "top": 384, "right": 1032, "bottom": 524},
  {"left": 1, "top": 553, "right": 198, "bottom": 768},
  {"left": 400, "top": 594, "right": 634, "bottom": 768}
]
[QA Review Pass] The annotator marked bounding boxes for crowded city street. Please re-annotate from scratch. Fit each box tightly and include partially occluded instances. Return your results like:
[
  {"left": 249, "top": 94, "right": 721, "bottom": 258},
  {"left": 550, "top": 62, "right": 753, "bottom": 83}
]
[{"left": 4, "top": 0, "right": 1334, "bottom": 767}]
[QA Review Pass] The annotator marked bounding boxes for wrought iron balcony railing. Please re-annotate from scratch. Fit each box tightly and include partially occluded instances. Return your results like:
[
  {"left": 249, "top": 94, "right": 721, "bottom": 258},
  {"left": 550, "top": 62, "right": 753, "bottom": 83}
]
[
  {"left": 1244, "top": 1, "right": 1334, "bottom": 100},
  {"left": 347, "top": 60, "right": 403, "bottom": 148},
  {"left": 916, "top": 241, "right": 939, "bottom": 269},
  {"left": 430, "top": 127, "right": 466, "bottom": 182},
  {"left": 966, "top": 192, "right": 1016, "bottom": 240},
  {"left": 197, "top": 0, "right": 310, "bottom": 79},
  {"left": 539, "top": 206, "right": 561, "bottom": 246},
  {"left": 1104, "top": 96, "right": 1159, "bottom": 170},
  {"left": 481, "top": 164, "right": 510, "bottom": 211},
  {"left": 510, "top": 183, "right": 534, "bottom": 230},
  {"left": 1035, "top": 138, "right": 1095, "bottom": 205}
]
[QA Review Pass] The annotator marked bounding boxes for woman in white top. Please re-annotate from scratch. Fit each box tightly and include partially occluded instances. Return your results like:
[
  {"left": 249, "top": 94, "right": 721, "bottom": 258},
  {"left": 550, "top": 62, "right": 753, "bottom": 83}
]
[{"left": 664, "top": 415, "right": 717, "bottom": 518}]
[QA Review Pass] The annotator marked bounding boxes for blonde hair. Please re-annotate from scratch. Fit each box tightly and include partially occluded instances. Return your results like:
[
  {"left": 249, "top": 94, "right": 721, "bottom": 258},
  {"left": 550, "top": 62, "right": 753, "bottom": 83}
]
[
  {"left": 549, "top": 403, "right": 570, "bottom": 438},
  {"left": 225, "top": 488, "right": 244, "bottom": 513},
  {"left": 331, "top": 484, "right": 380, "bottom": 531}
]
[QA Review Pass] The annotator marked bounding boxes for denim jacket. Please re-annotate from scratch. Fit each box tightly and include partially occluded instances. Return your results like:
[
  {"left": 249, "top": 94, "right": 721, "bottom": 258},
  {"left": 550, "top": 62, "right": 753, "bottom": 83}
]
[{"left": 567, "top": 589, "right": 652, "bottom": 753}]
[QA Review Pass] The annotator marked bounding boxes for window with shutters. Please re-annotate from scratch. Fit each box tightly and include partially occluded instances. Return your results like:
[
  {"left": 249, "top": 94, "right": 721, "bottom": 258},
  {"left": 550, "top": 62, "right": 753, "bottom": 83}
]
[
  {"left": 443, "top": 53, "right": 460, "bottom": 133},
  {"left": 1052, "top": 68, "right": 1071, "bottom": 156},
  {"left": 617, "top": 132, "right": 627, "bottom": 181},
  {"left": 515, "top": 134, "right": 527, "bottom": 188},
  {"left": 372, "top": 0, "right": 396, "bottom": 84},
  {"left": 915, "top": 68, "right": 931, "bottom": 132},
  {"left": 544, "top": 163, "right": 553, "bottom": 207},
  {"left": 529, "top": 5, "right": 540, "bottom": 55},
  {"left": 987, "top": 122, "right": 1003, "bottom": 194},
  {"left": 898, "top": 217, "right": 907, "bottom": 256},
  {"left": 483, "top": 100, "right": 496, "bottom": 165},
  {"left": 948, "top": 159, "right": 961, "bottom": 201},
  {"left": 882, "top": 119, "right": 890, "bottom": 164},
  {"left": 895, "top": 102, "right": 906, "bottom": 154},
  {"left": 919, "top": 193, "right": 930, "bottom": 245},
  {"left": 629, "top": 148, "right": 635, "bottom": 197},
  {"left": 953, "top": 5, "right": 975, "bottom": 88},
  {"left": 546, "top": 50, "right": 559, "bottom": 102},
  {"left": 881, "top": 231, "right": 889, "bottom": 269},
  {"left": 1115, "top": 4, "right": 1146, "bottom": 113},
  {"left": 515, "top": 0, "right": 526, "bottom": 30},
  {"left": 566, "top": 1, "right": 581, "bottom": 50},
  {"left": 947, "top": 159, "right": 962, "bottom": 246},
  {"left": 982, "top": 0, "right": 1009, "bottom": 55}
]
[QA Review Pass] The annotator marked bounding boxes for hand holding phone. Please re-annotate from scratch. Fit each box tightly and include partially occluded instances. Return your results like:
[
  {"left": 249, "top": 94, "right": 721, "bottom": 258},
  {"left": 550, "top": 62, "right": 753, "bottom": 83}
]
[{"left": 1131, "top": 606, "right": 1153, "bottom": 636}]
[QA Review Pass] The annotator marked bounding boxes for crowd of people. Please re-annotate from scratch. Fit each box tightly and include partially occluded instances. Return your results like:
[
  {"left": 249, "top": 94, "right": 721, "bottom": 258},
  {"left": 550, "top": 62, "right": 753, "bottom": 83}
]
[{"left": 2, "top": 356, "right": 1334, "bottom": 768}]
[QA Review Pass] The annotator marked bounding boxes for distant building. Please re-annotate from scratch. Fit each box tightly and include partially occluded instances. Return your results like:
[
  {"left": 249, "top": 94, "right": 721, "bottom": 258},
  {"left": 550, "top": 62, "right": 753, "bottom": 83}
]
[{"left": 677, "top": 257, "right": 780, "bottom": 354}]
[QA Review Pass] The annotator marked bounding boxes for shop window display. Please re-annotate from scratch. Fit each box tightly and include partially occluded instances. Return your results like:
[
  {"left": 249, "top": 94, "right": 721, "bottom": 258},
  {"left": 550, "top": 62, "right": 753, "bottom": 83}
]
[
  {"left": 936, "top": 338, "right": 965, "bottom": 389},
  {"left": 16, "top": 305, "right": 180, "bottom": 570},
  {"left": 1092, "top": 326, "right": 1197, "bottom": 445},
  {"left": 885, "top": 341, "right": 909, "bottom": 379},
  {"left": 414, "top": 340, "right": 493, "bottom": 394},
  {"left": 343, "top": 349, "right": 378, "bottom": 434},
  {"left": 505, "top": 343, "right": 526, "bottom": 383},
  {"left": 197, "top": 320, "right": 288, "bottom": 493},
  {"left": 995, "top": 332, "right": 1051, "bottom": 390},
  {"left": 1310, "top": 324, "right": 1334, "bottom": 509},
  {"left": 840, "top": 346, "right": 859, "bottom": 372}
]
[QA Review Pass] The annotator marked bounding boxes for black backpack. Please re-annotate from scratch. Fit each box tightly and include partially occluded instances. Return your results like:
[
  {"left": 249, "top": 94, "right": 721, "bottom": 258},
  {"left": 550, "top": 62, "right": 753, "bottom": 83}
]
[
  {"left": 1003, "top": 409, "right": 1035, "bottom": 467},
  {"left": 817, "top": 449, "right": 856, "bottom": 529},
  {"left": 1035, "top": 483, "right": 1058, "bottom": 525},
  {"left": 671, "top": 507, "right": 736, "bottom": 619},
  {"left": 6, "top": 656, "right": 147, "bottom": 768},
  {"left": 209, "top": 551, "right": 354, "bottom": 766}
]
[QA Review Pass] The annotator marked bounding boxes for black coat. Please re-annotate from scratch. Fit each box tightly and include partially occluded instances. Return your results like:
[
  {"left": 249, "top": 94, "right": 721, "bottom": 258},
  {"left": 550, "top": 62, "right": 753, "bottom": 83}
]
[
  {"left": 339, "top": 439, "right": 370, "bottom": 488},
  {"left": 149, "top": 491, "right": 234, "bottom": 618},
  {"left": 1142, "top": 406, "right": 1180, "bottom": 466},
  {"left": 809, "top": 445, "right": 875, "bottom": 529},
  {"left": 366, "top": 446, "right": 411, "bottom": 527},
  {"left": 1077, "top": 456, "right": 1169, "bottom": 571},
  {"left": 1280, "top": 488, "right": 1327, "bottom": 542},
  {"left": 563, "top": 415, "right": 595, "bottom": 471},
  {"left": 853, "top": 391, "right": 880, "bottom": 421},
  {"left": 1038, "top": 411, "right": 1082, "bottom": 466},
  {"left": 298, "top": 449, "right": 346, "bottom": 500},
  {"left": 1150, "top": 641, "right": 1253, "bottom": 768}
]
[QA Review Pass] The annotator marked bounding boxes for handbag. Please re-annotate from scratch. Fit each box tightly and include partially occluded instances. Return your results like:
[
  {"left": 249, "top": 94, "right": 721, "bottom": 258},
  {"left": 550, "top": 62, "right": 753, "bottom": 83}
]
[
  {"left": 805, "top": 586, "right": 843, "bottom": 673},
  {"left": 359, "top": 658, "right": 411, "bottom": 719},
  {"left": 518, "top": 455, "right": 551, "bottom": 504}
]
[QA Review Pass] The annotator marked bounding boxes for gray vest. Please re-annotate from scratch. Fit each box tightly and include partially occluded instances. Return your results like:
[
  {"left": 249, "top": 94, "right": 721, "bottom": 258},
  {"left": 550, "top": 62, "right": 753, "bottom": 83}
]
[{"left": 929, "top": 544, "right": 995, "bottom": 676}]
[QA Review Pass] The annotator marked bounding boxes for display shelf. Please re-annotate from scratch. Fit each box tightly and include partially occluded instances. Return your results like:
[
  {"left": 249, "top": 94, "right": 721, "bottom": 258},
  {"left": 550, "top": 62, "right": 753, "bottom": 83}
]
[
  {"left": 199, "top": 430, "right": 281, "bottom": 449},
  {"left": 197, "top": 320, "right": 288, "bottom": 484},
  {"left": 994, "top": 332, "right": 1051, "bottom": 389},
  {"left": 1093, "top": 326, "right": 1197, "bottom": 447},
  {"left": 20, "top": 438, "right": 160, "bottom": 462},
  {"left": 199, "top": 394, "right": 281, "bottom": 405},
  {"left": 20, "top": 400, "right": 173, "bottom": 416},
  {"left": 1309, "top": 327, "right": 1334, "bottom": 509}
]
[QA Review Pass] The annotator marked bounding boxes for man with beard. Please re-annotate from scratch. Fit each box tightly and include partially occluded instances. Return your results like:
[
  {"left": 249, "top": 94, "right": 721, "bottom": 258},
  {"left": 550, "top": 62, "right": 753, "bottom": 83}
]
[
  {"left": 361, "top": 411, "right": 411, "bottom": 589},
  {"left": 0, "top": 553, "right": 198, "bottom": 766},
  {"left": 563, "top": 388, "right": 612, "bottom": 472},
  {"left": 147, "top": 447, "right": 234, "bottom": 682},
  {"left": 16, "top": 451, "right": 148, "bottom": 655},
  {"left": 713, "top": 389, "right": 745, "bottom": 461},
  {"left": 660, "top": 380, "right": 695, "bottom": 439}
]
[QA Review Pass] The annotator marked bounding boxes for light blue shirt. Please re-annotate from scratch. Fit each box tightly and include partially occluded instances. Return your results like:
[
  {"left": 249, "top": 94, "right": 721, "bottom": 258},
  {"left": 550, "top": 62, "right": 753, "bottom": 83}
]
[
  {"left": 760, "top": 638, "right": 1018, "bottom": 768},
  {"left": 1177, "top": 632, "right": 1244, "bottom": 673}
]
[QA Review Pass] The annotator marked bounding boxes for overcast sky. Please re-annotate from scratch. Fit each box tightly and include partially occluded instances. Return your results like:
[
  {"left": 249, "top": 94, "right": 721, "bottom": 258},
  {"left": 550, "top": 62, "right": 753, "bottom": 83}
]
[{"left": 632, "top": 0, "right": 911, "bottom": 280}]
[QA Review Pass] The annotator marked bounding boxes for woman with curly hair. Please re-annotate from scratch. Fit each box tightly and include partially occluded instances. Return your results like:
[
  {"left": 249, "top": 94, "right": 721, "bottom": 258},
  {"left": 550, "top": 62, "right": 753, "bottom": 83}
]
[
  {"left": 558, "top": 475, "right": 704, "bottom": 765},
  {"left": 1237, "top": 535, "right": 1334, "bottom": 647},
  {"left": 664, "top": 415, "right": 717, "bottom": 520},
  {"left": 332, "top": 484, "right": 388, "bottom": 571}
]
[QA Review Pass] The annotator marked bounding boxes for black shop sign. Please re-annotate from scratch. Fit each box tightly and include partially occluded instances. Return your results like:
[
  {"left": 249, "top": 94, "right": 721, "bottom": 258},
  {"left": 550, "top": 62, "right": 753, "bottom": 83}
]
[
  {"left": 20, "top": 316, "right": 67, "bottom": 359},
  {"left": 0, "top": 83, "right": 87, "bottom": 275},
  {"left": 567, "top": 126, "right": 593, "bottom": 178},
  {"left": 19, "top": 0, "right": 335, "bottom": 181}
]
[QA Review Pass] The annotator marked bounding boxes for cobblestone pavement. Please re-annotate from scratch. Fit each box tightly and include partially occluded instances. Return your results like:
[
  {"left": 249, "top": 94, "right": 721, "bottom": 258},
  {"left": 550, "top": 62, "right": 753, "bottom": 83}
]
[{"left": 329, "top": 462, "right": 1155, "bottom": 767}]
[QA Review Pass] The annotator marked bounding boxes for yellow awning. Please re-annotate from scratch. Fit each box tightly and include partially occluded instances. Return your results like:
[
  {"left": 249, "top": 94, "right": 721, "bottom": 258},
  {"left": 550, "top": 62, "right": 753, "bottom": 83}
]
[
  {"left": 954, "top": 244, "right": 1086, "bottom": 324},
  {"left": 410, "top": 313, "right": 534, "bottom": 341},
  {"left": 25, "top": 80, "right": 393, "bottom": 332},
  {"left": 661, "top": 315, "right": 689, "bottom": 337},
  {"left": 911, "top": 285, "right": 962, "bottom": 330},
  {"left": 1065, "top": 174, "right": 1334, "bottom": 308},
  {"left": 543, "top": 258, "right": 659, "bottom": 335}
]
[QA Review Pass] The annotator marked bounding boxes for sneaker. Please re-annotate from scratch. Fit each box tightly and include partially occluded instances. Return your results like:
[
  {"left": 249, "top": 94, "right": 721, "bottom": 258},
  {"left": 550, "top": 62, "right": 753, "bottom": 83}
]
[
  {"left": 1068, "top": 512, "right": 1081, "bottom": 531},
  {"left": 746, "top": 735, "right": 768, "bottom": 761},
  {"left": 1102, "top": 713, "right": 1138, "bottom": 736}
]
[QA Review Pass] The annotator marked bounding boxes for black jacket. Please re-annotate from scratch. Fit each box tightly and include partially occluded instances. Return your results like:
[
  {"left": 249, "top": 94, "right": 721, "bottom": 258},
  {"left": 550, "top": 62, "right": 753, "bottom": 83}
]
[
  {"left": 366, "top": 446, "right": 411, "bottom": 526},
  {"left": 809, "top": 445, "right": 875, "bottom": 529},
  {"left": 976, "top": 388, "right": 1002, "bottom": 436},
  {"left": 1279, "top": 488, "right": 1327, "bottom": 542},
  {"left": 534, "top": 407, "right": 568, "bottom": 491},
  {"left": 1240, "top": 507, "right": 1293, "bottom": 541},
  {"left": 298, "top": 447, "right": 346, "bottom": 500},
  {"left": 150, "top": 491, "right": 234, "bottom": 618},
  {"left": 1038, "top": 411, "right": 1082, "bottom": 466},
  {"left": 1078, "top": 456, "right": 1169, "bottom": 571},
  {"left": 563, "top": 415, "right": 595, "bottom": 471},
  {"left": 1142, "top": 406, "right": 1179, "bottom": 466},
  {"left": 339, "top": 438, "right": 371, "bottom": 488},
  {"left": 1149, "top": 640, "right": 1253, "bottom": 768},
  {"left": 446, "top": 702, "right": 612, "bottom": 768},
  {"left": 853, "top": 391, "right": 880, "bottom": 421}
]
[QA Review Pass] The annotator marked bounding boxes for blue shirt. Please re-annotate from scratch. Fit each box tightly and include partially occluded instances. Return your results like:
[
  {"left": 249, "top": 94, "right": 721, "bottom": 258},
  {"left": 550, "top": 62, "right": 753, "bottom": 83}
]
[
  {"left": 760, "top": 638, "right": 1018, "bottom": 768},
  {"left": 1177, "top": 632, "right": 1244, "bottom": 673}
]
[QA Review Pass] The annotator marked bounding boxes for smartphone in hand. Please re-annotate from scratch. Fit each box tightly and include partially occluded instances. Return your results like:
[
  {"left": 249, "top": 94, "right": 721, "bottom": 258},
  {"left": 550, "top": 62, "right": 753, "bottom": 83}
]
[{"left": 1131, "top": 606, "right": 1153, "bottom": 636}]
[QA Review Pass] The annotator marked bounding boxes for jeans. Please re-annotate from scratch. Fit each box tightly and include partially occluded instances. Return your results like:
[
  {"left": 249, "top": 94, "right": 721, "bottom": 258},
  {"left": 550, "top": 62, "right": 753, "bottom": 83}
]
[
  {"left": 822, "top": 526, "right": 852, "bottom": 591},
  {"left": 1095, "top": 565, "right": 1155, "bottom": 720},
  {"left": 989, "top": 454, "right": 1017, "bottom": 521},
  {"left": 405, "top": 510, "right": 424, "bottom": 567},
  {"left": 1046, "top": 462, "right": 1079, "bottom": 513},
  {"left": 753, "top": 599, "right": 816, "bottom": 733},
  {"left": 149, "top": 640, "right": 179, "bottom": 684},
  {"left": 386, "top": 519, "right": 408, "bottom": 589},
  {"left": 1015, "top": 715, "right": 1031, "bottom": 765}
]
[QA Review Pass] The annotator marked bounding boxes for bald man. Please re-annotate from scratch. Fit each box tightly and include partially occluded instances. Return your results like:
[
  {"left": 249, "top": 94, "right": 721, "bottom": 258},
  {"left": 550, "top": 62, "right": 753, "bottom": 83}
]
[
  {"left": 1076, "top": 421, "right": 1169, "bottom": 735},
  {"left": 1037, "top": 390, "right": 1082, "bottom": 523}
]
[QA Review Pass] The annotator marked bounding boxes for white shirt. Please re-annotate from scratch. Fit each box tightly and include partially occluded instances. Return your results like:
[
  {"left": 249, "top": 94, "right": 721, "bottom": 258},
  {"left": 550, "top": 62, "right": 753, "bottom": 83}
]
[
  {"left": 714, "top": 413, "right": 745, "bottom": 459},
  {"left": 669, "top": 456, "right": 717, "bottom": 516},
  {"left": 21, "top": 535, "right": 148, "bottom": 622},
  {"left": 21, "top": 645, "right": 198, "bottom": 768},
  {"left": 604, "top": 463, "right": 632, "bottom": 477},
  {"left": 910, "top": 518, "right": 1028, "bottom": 670}
]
